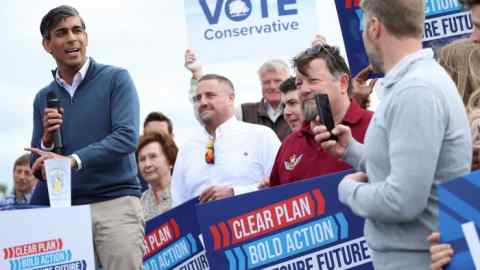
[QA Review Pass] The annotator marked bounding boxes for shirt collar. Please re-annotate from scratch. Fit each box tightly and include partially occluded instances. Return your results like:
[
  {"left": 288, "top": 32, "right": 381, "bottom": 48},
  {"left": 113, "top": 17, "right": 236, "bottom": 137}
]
[
  {"left": 299, "top": 121, "right": 313, "bottom": 137},
  {"left": 158, "top": 184, "right": 171, "bottom": 201},
  {"left": 265, "top": 100, "right": 283, "bottom": 121},
  {"left": 256, "top": 99, "right": 282, "bottom": 115},
  {"left": 23, "top": 192, "right": 32, "bottom": 203},
  {"left": 55, "top": 57, "right": 90, "bottom": 86},
  {"left": 203, "top": 116, "right": 238, "bottom": 138},
  {"left": 264, "top": 99, "right": 282, "bottom": 113},
  {"left": 342, "top": 100, "right": 365, "bottom": 124},
  {"left": 382, "top": 49, "right": 434, "bottom": 91},
  {"left": 8, "top": 191, "right": 32, "bottom": 204},
  {"left": 148, "top": 184, "right": 171, "bottom": 201}
]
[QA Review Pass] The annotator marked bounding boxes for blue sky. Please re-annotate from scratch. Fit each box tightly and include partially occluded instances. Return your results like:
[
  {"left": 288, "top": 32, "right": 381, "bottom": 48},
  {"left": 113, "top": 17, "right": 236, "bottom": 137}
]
[{"left": 0, "top": 0, "right": 344, "bottom": 192}]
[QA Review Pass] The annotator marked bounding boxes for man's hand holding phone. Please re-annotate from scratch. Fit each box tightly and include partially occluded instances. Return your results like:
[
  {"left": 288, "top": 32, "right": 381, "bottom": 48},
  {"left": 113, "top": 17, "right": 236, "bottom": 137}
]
[{"left": 313, "top": 124, "right": 352, "bottom": 158}]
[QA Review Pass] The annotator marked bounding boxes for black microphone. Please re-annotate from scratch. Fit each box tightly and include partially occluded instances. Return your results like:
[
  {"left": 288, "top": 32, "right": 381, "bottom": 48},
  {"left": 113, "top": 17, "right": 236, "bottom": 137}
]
[{"left": 46, "top": 91, "right": 64, "bottom": 154}]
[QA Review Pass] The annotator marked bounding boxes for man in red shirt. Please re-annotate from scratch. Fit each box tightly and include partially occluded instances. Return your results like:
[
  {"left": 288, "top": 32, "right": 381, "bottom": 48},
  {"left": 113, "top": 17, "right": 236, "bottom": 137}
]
[{"left": 269, "top": 44, "right": 373, "bottom": 186}]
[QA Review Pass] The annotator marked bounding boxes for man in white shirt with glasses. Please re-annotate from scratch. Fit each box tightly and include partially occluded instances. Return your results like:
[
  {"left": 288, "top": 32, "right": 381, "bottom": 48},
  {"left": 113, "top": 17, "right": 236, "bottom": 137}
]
[{"left": 172, "top": 74, "right": 280, "bottom": 206}]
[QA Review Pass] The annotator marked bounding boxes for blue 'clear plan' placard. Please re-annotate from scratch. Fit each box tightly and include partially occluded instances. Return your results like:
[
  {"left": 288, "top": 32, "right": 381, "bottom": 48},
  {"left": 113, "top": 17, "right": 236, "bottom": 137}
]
[{"left": 196, "top": 170, "right": 373, "bottom": 270}]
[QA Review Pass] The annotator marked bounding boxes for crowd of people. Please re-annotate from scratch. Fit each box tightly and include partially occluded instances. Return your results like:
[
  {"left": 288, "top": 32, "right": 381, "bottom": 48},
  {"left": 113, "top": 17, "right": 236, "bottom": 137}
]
[{"left": 1, "top": 0, "right": 479, "bottom": 269}]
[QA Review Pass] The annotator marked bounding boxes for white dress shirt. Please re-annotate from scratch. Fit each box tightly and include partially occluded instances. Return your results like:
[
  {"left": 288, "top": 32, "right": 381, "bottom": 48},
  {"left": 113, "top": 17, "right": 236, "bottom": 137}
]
[
  {"left": 171, "top": 117, "right": 281, "bottom": 206},
  {"left": 41, "top": 58, "right": 91, "bottom": 169},
  {"left": 55, "top": 57, "right": 90, "bottom": 97}
]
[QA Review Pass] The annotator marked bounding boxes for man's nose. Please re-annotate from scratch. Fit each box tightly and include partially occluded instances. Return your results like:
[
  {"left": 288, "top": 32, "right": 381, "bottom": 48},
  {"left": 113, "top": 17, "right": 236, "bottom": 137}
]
[
  {"left": 143, "top": 159, "right": 152, "bottom": 168},
  {"left": 284, "top": 107, "right": 292, "bottom": 116},
  {"left": 199, "top": 97, "right": 208, "bottom": 107},
  {"left": 66, "top": 30, "right": 77, "bottom": 42},
  {"left": 299, "top": 86, "right": 311, "bottom": 98},
  {"left": 268, "top": 81, "right": 277, "bottom": 89}
]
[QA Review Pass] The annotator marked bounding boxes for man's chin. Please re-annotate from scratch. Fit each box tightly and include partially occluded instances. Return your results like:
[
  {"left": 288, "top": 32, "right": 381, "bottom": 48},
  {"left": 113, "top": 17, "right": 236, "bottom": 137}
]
[
  {"left": 199, "top": 115, "right": 213, "bottom": 125},
  {"left": 142, "top": 175, "right": 157, "bottom": 182},
  {"left": 290, "top": 122, "right": 302, "bottom": 131},
  {"left": 63, "top": 57, "right": 86, "bottom": 68},
  {"left": 302, "top": 103, "right": 317, "bottom": 122},
  {"left": 16, "top": 188, "right": 29, "bottom": 193},
  {"left": 265, "top": 95, "right": 280, "bottom": 103}
]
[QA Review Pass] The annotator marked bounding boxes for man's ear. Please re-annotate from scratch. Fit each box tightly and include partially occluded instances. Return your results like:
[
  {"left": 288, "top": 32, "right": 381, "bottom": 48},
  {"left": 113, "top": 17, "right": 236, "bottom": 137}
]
[
  {"left": 368, "top": 17, "right": 382, "bottom": 40},
  {"left": 42, "top": 39, "right": 51, "bottom": 53},
  {"left": 228, "top": 91, "right": 235, "bottom": 103},
  {"left": 84, "top": 31, "right": 89, "bottom": 48},
  {"left": 339, "top": 73, "right": 350, "bottom": 95}
]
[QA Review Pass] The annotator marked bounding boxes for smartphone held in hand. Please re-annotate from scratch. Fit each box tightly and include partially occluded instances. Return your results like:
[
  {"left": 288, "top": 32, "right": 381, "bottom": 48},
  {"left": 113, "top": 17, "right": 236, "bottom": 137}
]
[{"left": 315, "top": 93, "right": 337, "bottom": 141}]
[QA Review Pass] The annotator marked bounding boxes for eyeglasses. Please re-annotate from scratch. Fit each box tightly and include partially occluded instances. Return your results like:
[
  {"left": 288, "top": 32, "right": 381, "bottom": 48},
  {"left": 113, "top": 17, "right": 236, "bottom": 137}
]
[
  {"left": 205, "top": 138, "right": 215, "bottom": 164},
  {"left": 306, "top": 44, "right": 337, "bottom": 60}
]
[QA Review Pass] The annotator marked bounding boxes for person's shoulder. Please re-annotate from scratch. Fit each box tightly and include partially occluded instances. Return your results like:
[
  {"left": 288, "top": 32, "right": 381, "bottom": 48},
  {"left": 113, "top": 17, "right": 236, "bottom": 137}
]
[
  {"left": 442, "top": 38, "right": 474, "bottom": 51},
  {"left": 347, "top": 100, "right": 373, "bottom": 124},
  {"left": 141, "top": 188, "right": 152, "bottom": 200},
  {"left": 240, "top": 101, "right": 262, "bottom": 111},
  {"left": 238, "top": 120, "right": 277, "bottom": 137},
  {"left": 401, "top": 57, "right": 451, "bottom": 92},
  {"left": 0, "top": 195, "right": 15, "bottom": 205},
  {"left": 89, "top": 59, "right": 129, "bottom": 78},
  {"left": 274, "top": 130, "right": 300, "bottom": 151},
  {"left": 357, "top": 109, "right": 374, "bottom": 131},
  {"left": 180, "top": 127, "right": 207, "bottom": 149},
  {"left": 282, "top": 129, "right": 303, "bottom": 143},
  {"left": 34, "top": 82, "right": 56, "bottom": 102},
  {"left": 36, "top": 85, "right": 51, "bottom": 96},
  {"left": 360, "top": 107, "right": 374, "bottom": 121},
  {"left": 241, "top": 101, "right": 262, "bottom": 107}
]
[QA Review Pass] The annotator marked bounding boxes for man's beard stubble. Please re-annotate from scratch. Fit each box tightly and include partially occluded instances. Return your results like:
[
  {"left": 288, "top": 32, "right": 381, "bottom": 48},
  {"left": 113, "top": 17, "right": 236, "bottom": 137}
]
[{"left": 303, "top": 101, "right": 318, "bottom": 123}]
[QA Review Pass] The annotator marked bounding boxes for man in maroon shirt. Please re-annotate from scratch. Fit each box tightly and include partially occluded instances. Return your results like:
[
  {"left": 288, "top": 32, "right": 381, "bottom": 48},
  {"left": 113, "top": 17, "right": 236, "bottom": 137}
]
[{"left": 269, "top": 44, "right": 373, "bottom": 186}]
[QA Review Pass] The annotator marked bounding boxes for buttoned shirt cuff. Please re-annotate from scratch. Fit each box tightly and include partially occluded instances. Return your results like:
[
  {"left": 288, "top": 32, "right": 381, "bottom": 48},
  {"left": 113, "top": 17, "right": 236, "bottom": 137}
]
[
  {"left": 40, "top": 141, "right": 55, "bottom": 151},
  {"left": 232, "top": 184, "right": 257, "bottom": 196},
  {"left": 71, "top": 154, "right": 83, "bottom": 170}
]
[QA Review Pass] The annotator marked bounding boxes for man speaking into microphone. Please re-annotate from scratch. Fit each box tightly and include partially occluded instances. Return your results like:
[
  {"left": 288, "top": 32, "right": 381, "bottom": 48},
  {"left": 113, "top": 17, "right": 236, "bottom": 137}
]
[{"left": 29, "top": 5, "right": 144, "bottom": 270}]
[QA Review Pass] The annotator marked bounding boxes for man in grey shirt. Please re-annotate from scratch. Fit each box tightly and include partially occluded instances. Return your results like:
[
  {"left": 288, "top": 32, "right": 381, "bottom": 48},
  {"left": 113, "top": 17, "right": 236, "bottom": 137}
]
[{"left": 313, "top": 0, "right": 472, "bottom": 269}]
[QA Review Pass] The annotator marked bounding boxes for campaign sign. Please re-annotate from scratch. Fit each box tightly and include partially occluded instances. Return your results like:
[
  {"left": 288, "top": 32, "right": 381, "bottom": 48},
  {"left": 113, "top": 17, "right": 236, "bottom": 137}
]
[
  {"left": 334, "top": 0, "right": 473, "bottom": 76},
  {"left": 0, "top": 206, "right": 94, "bottom": 270},
  {"left": 423, "top": 0, "right": 473, "bottom": 48},
  {"left": 184, "top": 0, "right": 317, "bottom": 63},
  {"left": 438, "top": 170, "right": 480, "bottom": 270},
  {"left": 143, "top": 198, "right": 209, "bottom": 270},
  {"left": 196, "top": 170, "right": 373, "bottom": 270}
]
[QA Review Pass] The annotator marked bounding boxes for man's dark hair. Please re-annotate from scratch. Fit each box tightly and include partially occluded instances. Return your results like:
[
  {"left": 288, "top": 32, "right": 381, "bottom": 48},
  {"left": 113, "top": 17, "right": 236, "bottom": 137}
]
[
  {"left": 279, "top": 77, "right": 297, "bottom": 94},
  {"left": 143, "top": 112, "right": 173, "bottom": 135},
  {"left": 293, "top": 44, "right": 353, "bottom": 96},
  {"left": 13, "top": 154, "right": 31, "bottom": 172},
  {"left": 40, "top": 5, "right": 85, "bottom": 39},
  {"left": 198, "top": 74, "right": 235, "bottom": 93}
]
